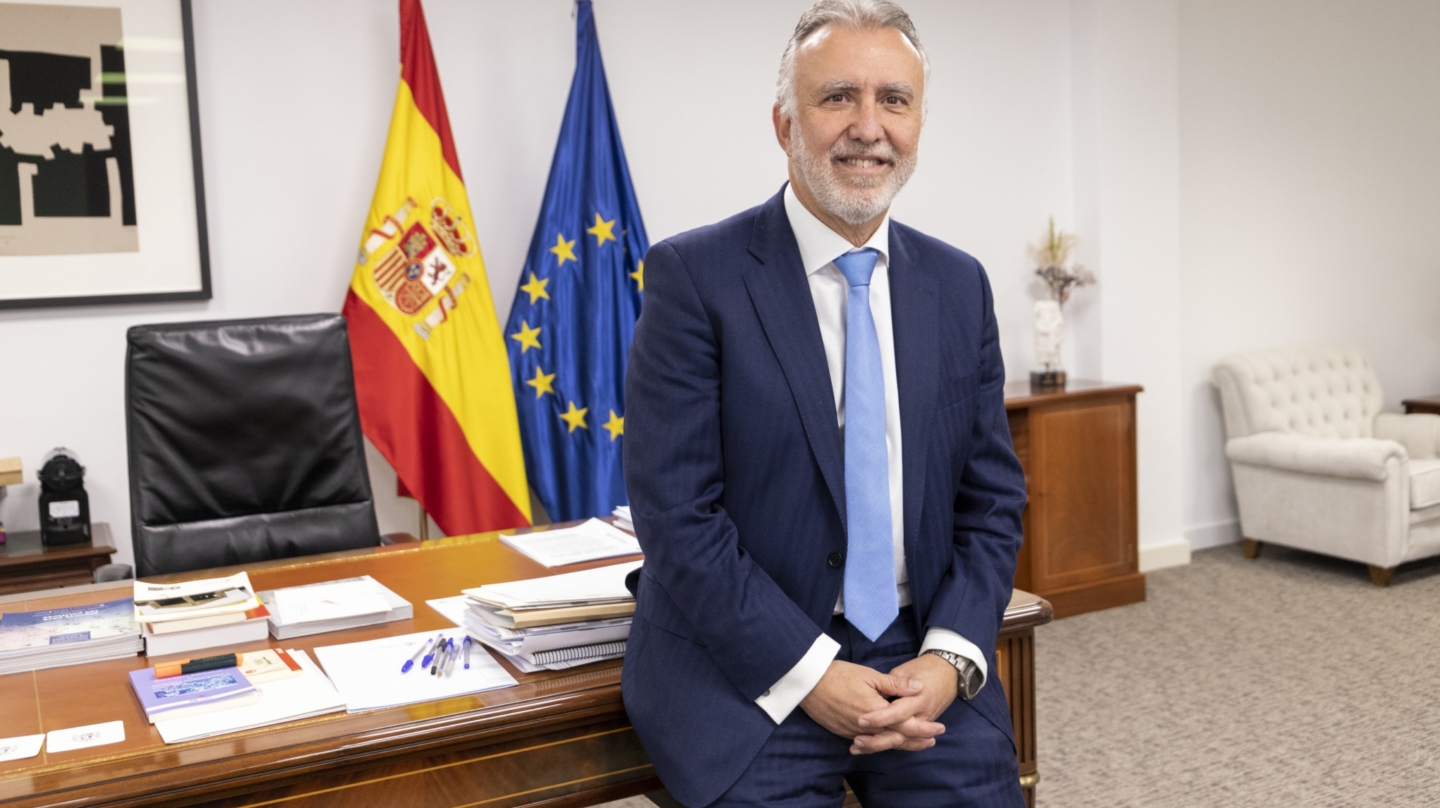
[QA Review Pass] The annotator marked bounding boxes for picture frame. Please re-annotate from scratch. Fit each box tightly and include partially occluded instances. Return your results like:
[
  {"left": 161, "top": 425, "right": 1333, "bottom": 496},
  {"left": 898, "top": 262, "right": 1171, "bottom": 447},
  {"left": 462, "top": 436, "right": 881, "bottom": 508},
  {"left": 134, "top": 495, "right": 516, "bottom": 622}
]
[{"left": 0, "top": 0, "right": 210, "bottom": 310}]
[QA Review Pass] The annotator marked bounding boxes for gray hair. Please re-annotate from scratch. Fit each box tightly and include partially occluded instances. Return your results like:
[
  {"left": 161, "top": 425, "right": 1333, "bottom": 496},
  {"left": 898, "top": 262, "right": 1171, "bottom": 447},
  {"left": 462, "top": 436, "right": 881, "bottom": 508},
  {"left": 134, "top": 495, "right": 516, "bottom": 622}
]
[{"left": 775, "top": 0, "right": 930, "bottom": 117}]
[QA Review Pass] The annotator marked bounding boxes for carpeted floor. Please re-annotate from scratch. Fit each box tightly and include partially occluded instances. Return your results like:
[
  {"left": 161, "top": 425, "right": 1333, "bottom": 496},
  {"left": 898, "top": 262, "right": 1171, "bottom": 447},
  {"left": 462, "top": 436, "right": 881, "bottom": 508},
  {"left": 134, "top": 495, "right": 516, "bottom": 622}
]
[
  {"left": 601, "top": 543, "right": 1440, "bottom": 807},
  {"left": 1035, "top": 544, "right": 1440, "bottom": 807}
]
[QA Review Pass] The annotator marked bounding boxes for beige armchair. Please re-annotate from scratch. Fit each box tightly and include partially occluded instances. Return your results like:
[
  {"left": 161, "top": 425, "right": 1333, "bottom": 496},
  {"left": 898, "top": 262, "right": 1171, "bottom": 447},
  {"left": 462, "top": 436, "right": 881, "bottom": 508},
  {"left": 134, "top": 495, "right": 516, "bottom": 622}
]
[{"left": 1213, "top": 347, "right": 1440, "bottom": 585}]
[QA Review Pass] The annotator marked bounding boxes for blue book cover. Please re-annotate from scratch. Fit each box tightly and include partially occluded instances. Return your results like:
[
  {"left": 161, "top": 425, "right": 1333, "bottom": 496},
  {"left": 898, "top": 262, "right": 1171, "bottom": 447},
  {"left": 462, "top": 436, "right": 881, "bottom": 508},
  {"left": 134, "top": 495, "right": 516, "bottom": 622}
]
[
  {"left": 0, "top": 597, "right": 138, "bottom": 652},
  {"left": 128, "top": 666, "right": 255, "bottom": 716}
]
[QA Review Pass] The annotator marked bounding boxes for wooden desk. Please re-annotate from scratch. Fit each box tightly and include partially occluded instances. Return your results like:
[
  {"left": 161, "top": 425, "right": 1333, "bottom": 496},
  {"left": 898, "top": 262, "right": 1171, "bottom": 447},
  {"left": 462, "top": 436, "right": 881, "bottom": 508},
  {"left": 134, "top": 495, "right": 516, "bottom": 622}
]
[
  {"left": 1007, "top": 380, "right": 1146, "bottom": 618},
  {"left": 1402, "top": 394, "right": 1440, "bottom": 416},
  {"left": 0, "top": 528, "right": 1052, "bottom": 808},
  {"left": 0, "top": 522, "right": 116, "bottom": 595}
]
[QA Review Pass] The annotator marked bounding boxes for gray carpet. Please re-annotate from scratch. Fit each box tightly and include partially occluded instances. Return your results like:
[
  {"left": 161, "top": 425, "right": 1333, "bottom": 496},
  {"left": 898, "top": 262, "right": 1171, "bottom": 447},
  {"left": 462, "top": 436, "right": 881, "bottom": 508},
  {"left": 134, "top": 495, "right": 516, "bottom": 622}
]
[
  {"left": 1035, "top": 544, "right": 1440, "bottom": 807},
  {"left": 601, "top": 543, "right": 1440, "bottom": 807}
]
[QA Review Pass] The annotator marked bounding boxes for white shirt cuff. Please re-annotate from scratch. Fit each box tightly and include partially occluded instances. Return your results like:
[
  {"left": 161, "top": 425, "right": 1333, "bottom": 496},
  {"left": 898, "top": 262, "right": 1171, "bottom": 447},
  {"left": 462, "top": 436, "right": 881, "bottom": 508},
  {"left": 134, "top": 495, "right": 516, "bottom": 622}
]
[
  {"left": 754, "top": 633, "right": 841, "bottom": 724},
  {"left": 919, "top": 627, "right": 988, "bottom": 691}
]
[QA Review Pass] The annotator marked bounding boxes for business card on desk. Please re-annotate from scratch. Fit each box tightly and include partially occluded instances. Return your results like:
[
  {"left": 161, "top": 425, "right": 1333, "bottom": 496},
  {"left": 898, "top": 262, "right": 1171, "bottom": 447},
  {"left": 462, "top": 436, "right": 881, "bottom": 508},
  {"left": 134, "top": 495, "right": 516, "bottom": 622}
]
[
  {"left": 0, "top": 733, "right": 44, "bottom": 762},
  {"left": 45, "top": 720, "right": 125, "bottom": 753}
]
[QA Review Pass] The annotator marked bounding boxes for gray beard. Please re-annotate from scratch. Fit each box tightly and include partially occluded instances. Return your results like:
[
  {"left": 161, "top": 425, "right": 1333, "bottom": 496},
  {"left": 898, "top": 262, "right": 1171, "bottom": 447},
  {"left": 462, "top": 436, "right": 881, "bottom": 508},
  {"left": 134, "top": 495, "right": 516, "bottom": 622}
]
[{"left": 790, "top": 134, "right": 917, "bottom": 226}]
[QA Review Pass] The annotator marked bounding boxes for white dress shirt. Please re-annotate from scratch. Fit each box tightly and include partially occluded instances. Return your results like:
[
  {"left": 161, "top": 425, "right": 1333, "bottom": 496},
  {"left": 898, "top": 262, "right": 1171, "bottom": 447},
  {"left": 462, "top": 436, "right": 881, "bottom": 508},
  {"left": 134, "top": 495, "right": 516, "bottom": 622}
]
[{"left": 752, "top": 185, "right": 988, "bottom": 725}]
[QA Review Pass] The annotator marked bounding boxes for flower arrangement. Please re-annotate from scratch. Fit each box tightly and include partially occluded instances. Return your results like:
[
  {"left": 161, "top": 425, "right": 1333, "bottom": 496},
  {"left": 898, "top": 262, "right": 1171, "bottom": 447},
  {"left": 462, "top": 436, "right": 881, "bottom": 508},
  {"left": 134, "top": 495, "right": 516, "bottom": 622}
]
[{"left": 1029, "top": 217, "right": 1095, "bottom": 306}]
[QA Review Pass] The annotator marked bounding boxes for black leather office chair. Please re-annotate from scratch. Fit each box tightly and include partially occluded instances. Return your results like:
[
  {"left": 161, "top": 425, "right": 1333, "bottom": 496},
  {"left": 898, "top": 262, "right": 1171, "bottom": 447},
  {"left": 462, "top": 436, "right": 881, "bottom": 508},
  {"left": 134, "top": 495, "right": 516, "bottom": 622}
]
[{"left": 125, "top": 314, "right": 384, "bottom": 578}]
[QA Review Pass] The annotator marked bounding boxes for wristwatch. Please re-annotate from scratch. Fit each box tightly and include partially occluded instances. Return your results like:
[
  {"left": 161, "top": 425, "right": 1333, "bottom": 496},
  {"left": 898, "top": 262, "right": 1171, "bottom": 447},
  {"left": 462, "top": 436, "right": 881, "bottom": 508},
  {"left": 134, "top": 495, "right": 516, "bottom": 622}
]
[{"left": 923, "top": 649, "right": 982, "bottom": 701}]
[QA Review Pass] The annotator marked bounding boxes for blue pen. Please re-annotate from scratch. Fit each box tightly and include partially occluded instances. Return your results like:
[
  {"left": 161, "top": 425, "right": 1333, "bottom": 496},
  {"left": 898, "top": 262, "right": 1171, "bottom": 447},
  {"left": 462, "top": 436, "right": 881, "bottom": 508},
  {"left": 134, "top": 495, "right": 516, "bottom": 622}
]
[
  {"left": 441, "top": 637, "right": 457, "bottom": 677},
  {"left": 401, "top": 636, "right": 435, "bottom": 674},
  {"left": 463, "top": 636, "right": 472, "bottom": 669},
  {"left": 422, "top": 633, "right": 444, "bottom": 671}
]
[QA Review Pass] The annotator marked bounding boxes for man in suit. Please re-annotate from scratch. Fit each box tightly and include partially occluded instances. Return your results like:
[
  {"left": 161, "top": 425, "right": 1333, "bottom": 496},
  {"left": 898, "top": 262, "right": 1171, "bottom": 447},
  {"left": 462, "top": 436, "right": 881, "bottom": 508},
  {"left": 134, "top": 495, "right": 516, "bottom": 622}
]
[{"left": 622, "top": 1, "right": 1027, "bottom": 805}]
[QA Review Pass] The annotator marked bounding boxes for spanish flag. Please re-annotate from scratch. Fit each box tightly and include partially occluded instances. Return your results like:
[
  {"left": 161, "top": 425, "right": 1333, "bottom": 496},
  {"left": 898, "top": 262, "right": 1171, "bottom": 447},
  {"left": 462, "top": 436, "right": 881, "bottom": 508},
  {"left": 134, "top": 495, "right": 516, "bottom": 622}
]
[{"left": 342, "top": 0, "right": 530, "bottom": 534}]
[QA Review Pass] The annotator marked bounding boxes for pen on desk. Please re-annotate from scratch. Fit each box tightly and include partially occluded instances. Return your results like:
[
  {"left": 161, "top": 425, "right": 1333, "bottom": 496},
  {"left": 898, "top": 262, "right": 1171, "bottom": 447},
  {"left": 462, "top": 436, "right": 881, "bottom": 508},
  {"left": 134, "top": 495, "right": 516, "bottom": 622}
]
[
  {"left": 444, "top": 639, "right": 459, "bottom": 677},
  {"left": 463, "top": 636, "right": 472, "bottom": 670},
  {"left": 421, "top": 633, "right": 444, "bottom": 670},
  {"left": 441, "top": 638, "right": 456, "bottom": 677},
  {"left": 431, "top": 637, "right": 449, "bottom": 676},
  {"left": 401, "top": 636, "right": 435, "bottom": 674},
  {"left": 154, "top": 653, "right": 239, "bottom": 679}
]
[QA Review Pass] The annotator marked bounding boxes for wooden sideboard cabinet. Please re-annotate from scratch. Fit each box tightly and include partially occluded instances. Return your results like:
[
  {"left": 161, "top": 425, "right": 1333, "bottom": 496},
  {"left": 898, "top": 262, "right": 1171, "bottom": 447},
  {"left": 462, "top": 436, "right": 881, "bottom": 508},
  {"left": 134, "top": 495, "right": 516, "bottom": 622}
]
[{"left": 1005, "top": 381, "right": 1145, "bottom": 618}]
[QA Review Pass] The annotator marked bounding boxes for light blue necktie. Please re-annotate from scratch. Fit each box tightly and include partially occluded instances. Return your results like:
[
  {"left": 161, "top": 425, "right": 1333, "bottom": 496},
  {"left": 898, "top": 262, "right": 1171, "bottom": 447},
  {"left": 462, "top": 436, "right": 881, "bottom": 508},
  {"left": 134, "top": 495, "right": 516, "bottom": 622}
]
[{"left": 833, "top": 248, "right": 898, "bottom": 641}]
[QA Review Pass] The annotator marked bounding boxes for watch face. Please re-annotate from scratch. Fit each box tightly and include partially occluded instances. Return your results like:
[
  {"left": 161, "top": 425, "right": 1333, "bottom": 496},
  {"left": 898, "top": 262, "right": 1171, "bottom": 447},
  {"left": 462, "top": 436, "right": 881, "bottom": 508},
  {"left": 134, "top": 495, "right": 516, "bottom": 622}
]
[{"left": 960, "top": 664, "right": 982, "bottom": 700}]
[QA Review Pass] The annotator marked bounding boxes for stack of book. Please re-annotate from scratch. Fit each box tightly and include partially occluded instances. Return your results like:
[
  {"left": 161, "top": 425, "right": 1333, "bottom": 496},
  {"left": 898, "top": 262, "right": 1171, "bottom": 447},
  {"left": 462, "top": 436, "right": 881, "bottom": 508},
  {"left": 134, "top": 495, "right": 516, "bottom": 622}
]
[
  {"left": 0, "top": 597, "right": 143, "bottom": 674},
  {"left": 127, "top": 648, "right": 304, "bottom": 724},
  {"left": 439, "top": 560, "right": 640, "bottom": 672},
  {"left": 135, "top": 572, "right": 270, "bottom": 657},
  {"left": 258, "top": 575, "right": 412, "bottom": 639}
]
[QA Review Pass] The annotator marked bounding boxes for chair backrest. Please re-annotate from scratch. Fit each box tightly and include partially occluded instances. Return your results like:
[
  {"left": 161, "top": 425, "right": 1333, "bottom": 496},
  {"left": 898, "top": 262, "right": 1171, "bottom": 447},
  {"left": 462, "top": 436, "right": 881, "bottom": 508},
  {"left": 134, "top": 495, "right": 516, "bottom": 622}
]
[
  {"left": 126, "top": 314, "right": 381, "bottom": 578},
  {"left": 1212, "top": 346, "right": 1384, "bottom": 440}
]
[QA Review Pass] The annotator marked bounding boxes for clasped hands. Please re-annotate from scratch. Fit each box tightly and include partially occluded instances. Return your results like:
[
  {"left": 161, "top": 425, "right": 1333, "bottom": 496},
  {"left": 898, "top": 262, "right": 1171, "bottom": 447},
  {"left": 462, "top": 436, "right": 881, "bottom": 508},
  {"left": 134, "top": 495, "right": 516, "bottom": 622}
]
[{"left": 798, "top": 653, "right": 958, "bottom": 755}]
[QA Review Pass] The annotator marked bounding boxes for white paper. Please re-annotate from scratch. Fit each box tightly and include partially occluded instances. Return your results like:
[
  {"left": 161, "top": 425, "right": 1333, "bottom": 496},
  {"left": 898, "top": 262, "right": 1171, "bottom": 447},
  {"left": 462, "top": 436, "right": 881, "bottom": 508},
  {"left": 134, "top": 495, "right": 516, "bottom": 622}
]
[
  {"left": 499, "top": 519, "right": 641, "bottom": 567},
  {"left": 45, "top": 720, "right": 125, "bottom": 753},
  {"left": 272, "top": 579, "right": 390, "bottom": 625},
  {"left": 0, "top": 734, "right": 44, "bottom": 762},
  {"left": 428, "top": 596, "right": 631, "bottom": 655},
  {"left": 155, "top": 650, "right": 346, "bottom": 744},
  {"left": 313, "top": 629, "right": 517, "bottom": 713},
  {"left": 464, "top": 560, "right": 642, "bottom": 610}
]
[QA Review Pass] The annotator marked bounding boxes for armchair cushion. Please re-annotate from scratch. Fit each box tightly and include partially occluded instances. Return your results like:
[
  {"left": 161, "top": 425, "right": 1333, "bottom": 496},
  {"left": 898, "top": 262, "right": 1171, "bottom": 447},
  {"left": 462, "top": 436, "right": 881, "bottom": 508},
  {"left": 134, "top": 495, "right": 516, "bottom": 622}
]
[
  {"left": 1375, "top": 412, "right": 1440, "bottom": 461},
  {"left": 1410, "top": 460, "right": 1440, "bottom": 510},
  {"left": 1225, "top": 432, "right": 1406, "bottom": 481}
]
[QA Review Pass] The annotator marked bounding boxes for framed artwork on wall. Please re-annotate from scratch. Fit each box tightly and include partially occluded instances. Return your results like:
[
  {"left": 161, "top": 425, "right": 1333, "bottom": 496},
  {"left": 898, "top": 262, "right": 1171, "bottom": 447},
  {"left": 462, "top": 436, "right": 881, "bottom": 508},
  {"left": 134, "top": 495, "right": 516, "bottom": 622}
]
[{"left": 0, "top": 0, "right": 210, "bottom": 310}]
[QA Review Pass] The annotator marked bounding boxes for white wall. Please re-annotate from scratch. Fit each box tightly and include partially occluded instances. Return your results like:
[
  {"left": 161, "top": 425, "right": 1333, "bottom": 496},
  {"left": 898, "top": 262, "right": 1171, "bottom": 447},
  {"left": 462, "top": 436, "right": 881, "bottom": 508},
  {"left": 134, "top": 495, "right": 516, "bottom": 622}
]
[
  {"left": 0, "top": 0, "right": 1092, "bottom": 566},
  {"left": 1179, "top": 0, "right": 1440, "bottom": 548}
]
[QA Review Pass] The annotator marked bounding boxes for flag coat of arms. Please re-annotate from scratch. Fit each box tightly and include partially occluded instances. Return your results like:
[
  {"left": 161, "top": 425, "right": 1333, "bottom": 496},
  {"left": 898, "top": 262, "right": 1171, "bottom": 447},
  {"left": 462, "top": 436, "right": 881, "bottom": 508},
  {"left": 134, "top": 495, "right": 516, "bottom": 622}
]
[
  {"left": 343, "top": 0, "right": 530, "bottom": 534},
  {"left": 506, "top": 0, "right": 647, "bottom": 523}
]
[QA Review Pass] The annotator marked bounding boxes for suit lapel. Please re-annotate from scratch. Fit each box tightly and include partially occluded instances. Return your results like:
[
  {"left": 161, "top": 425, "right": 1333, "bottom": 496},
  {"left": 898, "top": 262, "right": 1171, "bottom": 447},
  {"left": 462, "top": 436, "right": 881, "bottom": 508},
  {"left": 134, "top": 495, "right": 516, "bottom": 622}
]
[
  {"left": 888, "top": 225, "right": 939, "bottom": 559},
  {"left": 743, "top": 191, "right": 847, "bottom": 527}
]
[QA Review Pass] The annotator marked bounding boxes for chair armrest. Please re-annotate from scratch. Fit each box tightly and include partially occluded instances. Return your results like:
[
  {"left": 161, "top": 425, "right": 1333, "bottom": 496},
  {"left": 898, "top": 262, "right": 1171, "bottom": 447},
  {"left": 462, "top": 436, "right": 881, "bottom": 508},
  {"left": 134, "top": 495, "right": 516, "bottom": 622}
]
[
  {"left": 1225, "top": 432, "right": 1407, "bottom": 481},
  {"left": 380, "top": 532, "right": 421, "bottom": 545},
  {"left": 1375, "top": 412, "right": 1440, "bottom": 460}
]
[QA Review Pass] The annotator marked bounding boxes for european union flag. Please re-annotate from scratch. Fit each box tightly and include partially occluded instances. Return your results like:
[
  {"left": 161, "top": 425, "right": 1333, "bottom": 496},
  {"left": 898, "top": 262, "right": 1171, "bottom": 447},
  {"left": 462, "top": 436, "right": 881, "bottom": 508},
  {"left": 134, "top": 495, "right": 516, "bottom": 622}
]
[{"left": 505, "top": 0, "right": 646, "bottom": 523}]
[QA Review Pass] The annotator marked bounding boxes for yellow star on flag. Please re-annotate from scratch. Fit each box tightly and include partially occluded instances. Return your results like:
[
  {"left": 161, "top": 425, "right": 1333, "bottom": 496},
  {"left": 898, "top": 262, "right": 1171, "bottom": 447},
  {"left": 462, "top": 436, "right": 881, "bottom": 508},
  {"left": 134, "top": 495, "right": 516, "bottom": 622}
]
[
  {"left": 510, "top": 320, "right": 542, "bottom": 353},
  {"left": 586, "top": 212, "right": 617, "bottom": 246},
  {"left": 550, "top": 232, "right": 577, "bottom": 266},
  {"left": 602, "top": 409, "right": 624, "bottom": 441},
  {"left": 520, "top": 271, "right": 550, "bottom": 304},
  {"left": 526, "top": 365, "right": 556, "bottom": 399},
  {"left": 559, "top": 400, "right": 589, "bottom": 433},
  {"left": 629, "top": 259, "right": 644, "bottom": 292}
]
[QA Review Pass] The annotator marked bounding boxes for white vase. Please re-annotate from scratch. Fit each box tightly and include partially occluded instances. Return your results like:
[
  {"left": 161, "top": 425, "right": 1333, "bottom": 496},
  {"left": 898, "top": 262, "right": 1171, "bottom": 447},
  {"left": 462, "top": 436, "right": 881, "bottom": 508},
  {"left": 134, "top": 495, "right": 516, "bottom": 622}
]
[{"left": 1032, "top": 299, "right": 1066, "bottom": 389}]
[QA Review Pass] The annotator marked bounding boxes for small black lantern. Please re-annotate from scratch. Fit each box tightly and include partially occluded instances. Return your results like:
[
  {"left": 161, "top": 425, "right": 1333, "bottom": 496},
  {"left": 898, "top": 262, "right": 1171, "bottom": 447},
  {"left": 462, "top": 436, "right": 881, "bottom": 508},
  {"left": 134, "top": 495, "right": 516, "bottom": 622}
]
[{"left": 38, "top": 448, "right": 91, "bottom": 546}]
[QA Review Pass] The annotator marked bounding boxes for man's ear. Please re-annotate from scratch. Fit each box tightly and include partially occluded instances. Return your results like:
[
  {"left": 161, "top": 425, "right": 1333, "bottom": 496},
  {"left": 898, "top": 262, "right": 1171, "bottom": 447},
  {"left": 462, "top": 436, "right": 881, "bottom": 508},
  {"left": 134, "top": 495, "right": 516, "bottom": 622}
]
[{"left": 773, "top": 104, "right": 792, "bottom": 154}]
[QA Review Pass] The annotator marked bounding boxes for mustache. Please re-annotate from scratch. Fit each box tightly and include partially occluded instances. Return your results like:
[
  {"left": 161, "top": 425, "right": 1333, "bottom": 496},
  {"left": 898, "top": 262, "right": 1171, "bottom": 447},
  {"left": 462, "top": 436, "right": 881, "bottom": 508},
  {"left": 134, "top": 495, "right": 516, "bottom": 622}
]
[{"left": 829, "top": 141, "right": 899, "bottom": 164}]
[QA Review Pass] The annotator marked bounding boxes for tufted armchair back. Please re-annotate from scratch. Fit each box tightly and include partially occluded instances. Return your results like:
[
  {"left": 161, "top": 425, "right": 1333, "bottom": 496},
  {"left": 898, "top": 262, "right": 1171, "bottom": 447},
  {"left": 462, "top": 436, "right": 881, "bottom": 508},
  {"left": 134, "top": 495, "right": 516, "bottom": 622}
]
[{"left": 1212, "top": 347, "right": 1384, "bottom": 440}]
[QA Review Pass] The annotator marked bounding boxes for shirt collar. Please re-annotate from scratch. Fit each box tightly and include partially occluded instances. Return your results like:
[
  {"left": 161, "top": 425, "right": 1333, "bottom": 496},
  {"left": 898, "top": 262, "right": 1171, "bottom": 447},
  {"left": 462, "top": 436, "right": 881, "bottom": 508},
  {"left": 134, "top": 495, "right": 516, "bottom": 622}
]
[{"left": 783, "top": 182, "right": 891, "bottom": 277}]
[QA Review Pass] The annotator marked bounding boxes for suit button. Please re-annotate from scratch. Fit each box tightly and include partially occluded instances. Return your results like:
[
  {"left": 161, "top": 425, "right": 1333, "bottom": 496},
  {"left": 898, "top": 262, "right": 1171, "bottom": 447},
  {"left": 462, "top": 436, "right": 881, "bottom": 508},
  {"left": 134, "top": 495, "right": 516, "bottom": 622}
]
[{"left": 827, "top": 552, "right": 845, "bottom": 569}]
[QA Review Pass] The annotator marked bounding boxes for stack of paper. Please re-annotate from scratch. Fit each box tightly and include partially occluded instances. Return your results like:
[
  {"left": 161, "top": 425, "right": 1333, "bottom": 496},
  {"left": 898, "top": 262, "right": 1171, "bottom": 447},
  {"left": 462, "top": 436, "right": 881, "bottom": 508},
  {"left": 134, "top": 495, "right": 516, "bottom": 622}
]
[
  {"left": 135, "top": 572, "right": 269, "bottom": 657},
  {"left": 313, "top": 630, "right": 517, "bottom": 713},
  {"left": 258, "top": 575, "right": 412, "bottom": 639},
  {"left": 430, "top": 560, "right": 640, "bottom": 672},
  {"left": 612, "top": 505, "right": 633, "bottom": 532},
  {"left": 500, "top": 518, "right": 640, "bottom": 567},
  {"left": 153, "top": 649, "right": 345, "bottom": 743},
  {"left": 0, "top": 597, "right": 142, "bottom": 675},
  {"left": 128, "top": 666, "right": 259, "bottom": 724}
]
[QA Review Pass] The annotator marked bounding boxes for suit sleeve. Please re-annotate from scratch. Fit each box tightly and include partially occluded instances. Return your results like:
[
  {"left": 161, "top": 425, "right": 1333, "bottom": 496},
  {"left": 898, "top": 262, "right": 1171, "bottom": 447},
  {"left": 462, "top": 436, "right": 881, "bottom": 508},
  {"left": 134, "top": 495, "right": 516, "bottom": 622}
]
[
  {"left": 923, "top": 264, "right": 1027, "bottom": 660},
  {"left": 624, "top": 241, "right": 826, "bottom": 703}
]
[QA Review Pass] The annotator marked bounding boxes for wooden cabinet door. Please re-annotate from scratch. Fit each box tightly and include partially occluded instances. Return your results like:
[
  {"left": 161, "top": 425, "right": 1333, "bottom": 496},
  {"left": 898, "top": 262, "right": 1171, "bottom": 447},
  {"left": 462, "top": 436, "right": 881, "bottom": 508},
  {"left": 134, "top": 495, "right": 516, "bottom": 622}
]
[{"left": 1025, "top": 395, "right": 1138, "bottom": 593}]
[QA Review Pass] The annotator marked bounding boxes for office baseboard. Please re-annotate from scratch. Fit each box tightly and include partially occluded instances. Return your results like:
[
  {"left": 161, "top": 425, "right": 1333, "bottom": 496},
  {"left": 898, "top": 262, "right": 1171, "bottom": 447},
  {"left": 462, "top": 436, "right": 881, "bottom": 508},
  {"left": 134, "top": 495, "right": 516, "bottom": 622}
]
[
  {"left": 1185, "top": 519, "right": 1242, "bottom": 551},
  {"left": 1139, "top": 538, "right": 1191, "bottom": 572}
]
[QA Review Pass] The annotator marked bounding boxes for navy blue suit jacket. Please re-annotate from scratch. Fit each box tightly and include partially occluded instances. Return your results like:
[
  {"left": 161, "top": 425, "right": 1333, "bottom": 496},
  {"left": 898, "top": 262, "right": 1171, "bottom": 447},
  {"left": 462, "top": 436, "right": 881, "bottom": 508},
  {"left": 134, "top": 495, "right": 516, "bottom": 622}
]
[{"left": 621, "top": 189, "right": 1027, "bottom": 807}]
